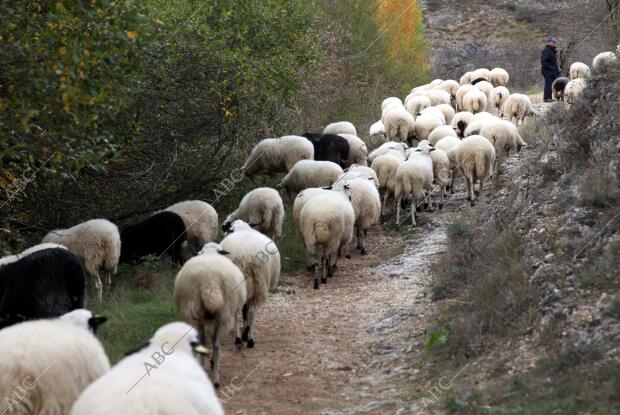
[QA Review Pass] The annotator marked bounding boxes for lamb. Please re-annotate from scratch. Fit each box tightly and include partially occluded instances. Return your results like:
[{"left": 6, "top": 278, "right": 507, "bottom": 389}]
[
  {"left": 489, "top": 86, "right": 510, "bottom": 116},
  {"left": 394, "top": 145, "right": 434, "bottom": 227},
  {"left": 381, "top": 97, "right": 403, "bottom": 111},
  {"left": 220, "top": 220, "right": 280, "bottom": 349},
  {"left": 324, "top": 121, "right": 357, "bottom": 136},
  {"left": 462, "top": 89, "right": 488, "bottom": 113},
  {"left": 552, "top": 77, "right": 570, "bottom": 101},
  {"left": 42, "top": 219, "right": 120, "bottom": 301},
  {"left": 480, "top": 119, "right": 526, "bottom": 175},
  {"left": 460, "top": 71, "right": 473, "bottom": 85},
  {"left": 174, "top": 243, "right": 247, "bottom": 388},
  {"left": 340, "top": 164, "right": 380, "bottom": 187},
  {"left": 592, "top": 51, "right": 617, "bottom": 74},
  {"left": 299, "top": 190, "right": 354, "bottom": 288},
  {"left": 425, "top": 89, "right": 452, "bottom": 106},
  {"left": 119, "top": 211, "right": 187, "bottom": 265},
  {"left": 405, "top": 95, "right": 432, "bottom": 119},
  {"left": 455, "top": 84, "right": 476, "bottom": 110},
  {"left": 367, "top": 141, "right": 407, "bottom": 163},
  {"left": 242, "top": 135, "right": 314, "bottom": 179},
  {"left": 427, "top": 125, "right": 457, "bottom": 145},
  {"left": 383, "top": 105, "right": 413, "bottom": 143},
  {"left": 564, "top": 78, "right": 587, "bottom": 107},
  {"left": 371, "top": 154, "right": 402, "bottom": 217},
  {"left": 420, "top": 106, "right": 446, "bottom": 125},
  {"left": 490, "top": 68, "right": 509, "bottom": 87},
  {"left": 70, "top": 322, "right": 223, "bottom": 415},
  {"left": 451, "top": 111, "right": 474, "bottom": 138},
  {"left": 302, "top": 133, "right": 350, "bottom": 167},
  {"left": 0, "top": 247, "right": 85, "bottom": 329},
  {"left": 503, "top": 93, "right": 535, "bottom": 125},
  {"left": 470, "top": 68, "right": 491, "bottom": 83},
  {"left": 414, "top": 113, "right": 443, "bottom": 142},
  {"left": 0, "top": 309, "right": 109, "bottom": 415},
  {"left": 455, "top": 135, "right": 496, "bottom": 206},
  {"left": 338, "top": 134, "right": 368, "bottom": 166},
  {"left": 436, "top": 80, "right": 460, "bottom": 102},
  {"left": 279, "top": 160, "right": 344, "bottom": 195},
  {"left": 332, "top": 178, "right": 380, "bottom": 255},
  {"left": 434, "top": 103, "right": 456, "bottom": 125},
  {"left": 222, "top": 187, "right": 284, "bottom": 239},
  {"left": 570, "top": 62, "right": 591, "bottom": 79},
  {"left": 165, "top": 200, "right": 218, "bottom": 259}
]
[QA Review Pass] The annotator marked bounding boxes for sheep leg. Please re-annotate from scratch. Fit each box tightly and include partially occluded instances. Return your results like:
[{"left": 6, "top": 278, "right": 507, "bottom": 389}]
[
  {"left": 93, "top": 272, "right": 103, "bottom": 302},
  {"left": 359, "top": 229, "right": 367, "bottom": 255},
  {"left": 479, "top": 178, "right": 485, "bottom": 199},
  {"left": 241, "top": 303, "right": 249, "bottom": 342},
  {"left": 396, "top": 196, "right": 402, "bottom": 229},
  {"left": 211, "top": 324, "right": 222, "bottom": 388},
  {"left": 234, "top": 311, "right": 242, "bottom": 351},
  {"left": 246, "top": 299, "right": 257, "bottom": 348},
  {"left": 104, "top": 271, "right": 112, "bottom": 291},
  {"left": 313, "top": 245, "right": 322, "bottom": 289},
  {"left": 411, "top": 202, "right": 417, "bottom": 228},
  {"left": 198, "top": 324, "right": 208, "bottom": 370}
]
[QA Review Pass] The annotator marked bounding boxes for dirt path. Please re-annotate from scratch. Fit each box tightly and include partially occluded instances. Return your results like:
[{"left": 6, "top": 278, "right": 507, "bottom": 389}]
[{"left": 217, "top": 96, "right": 552, "bottom": 415}]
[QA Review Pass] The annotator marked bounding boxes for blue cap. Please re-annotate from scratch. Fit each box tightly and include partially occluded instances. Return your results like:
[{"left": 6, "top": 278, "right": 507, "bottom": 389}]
[{"left": 547, "top": 37, "right": 557, "bottom": 43}]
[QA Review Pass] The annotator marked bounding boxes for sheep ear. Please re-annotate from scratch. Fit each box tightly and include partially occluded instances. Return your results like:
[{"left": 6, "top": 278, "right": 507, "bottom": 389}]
[
  {"left": 217, "top": 249, "right": 230, "bottom": 255},
  {"left": 322, "top": 185, "right": 333, "bottom": 190},
  {"left": 430, "top": 148, "right": 436, "bottom": 151},
  {"left": 88, "top": 315, "right": 107, "bottom": 334},
  {"left": 191, "top": 341, "right": 210, "bottom": 356},
  {"left": 344, "top": 184, "right": 351, "bottom": 190},
  {"left": 124, "top": 341, "right": 151, "bottom": 356}
]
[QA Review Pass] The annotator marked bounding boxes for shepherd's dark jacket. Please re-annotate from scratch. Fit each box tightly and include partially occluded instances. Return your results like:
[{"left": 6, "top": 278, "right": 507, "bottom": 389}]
[{"left": 541, "top": 45, "right": 560, "bottom": 76}]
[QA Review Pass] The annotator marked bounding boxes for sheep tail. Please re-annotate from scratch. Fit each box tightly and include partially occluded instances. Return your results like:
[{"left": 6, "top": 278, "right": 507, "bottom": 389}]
[
  {"left": 314, "top": 222, "right": 331, "bottom": 245},
  {"left": 202, "top": 286, "right": 224, "bottom": 316}
]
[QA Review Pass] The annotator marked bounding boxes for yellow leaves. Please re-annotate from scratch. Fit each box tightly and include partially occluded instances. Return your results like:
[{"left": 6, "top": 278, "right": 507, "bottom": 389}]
[
  {"left": 62, "top": 91, "right": 71, "bottom": 112},
  {"left": 58, "top": 46, "right": 67, "bottom": 56},
  {"left": 126, "top": 31, "right": 139, "bottom": 40},
  {"left": 0, "top": 100, "right": 6, "bottom": 113}
]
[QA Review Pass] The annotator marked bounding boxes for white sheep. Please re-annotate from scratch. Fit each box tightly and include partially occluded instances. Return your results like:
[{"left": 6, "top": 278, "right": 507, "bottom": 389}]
[
  {"left": 428, "top": 125, "right": 457, "bottom": 145},
  {"left": 451, "top": 111, "right": 474, "bottom": 138},
  {"left": 479, "top": 119, "right": 525, "bottom": 175},
  {"left": 436, "top": 80, "right": 460, "bottom": 102},
  {"left": 381, "top": 97, "right": 403, "bottom": 111},
  {"left": 0, "top": 309, "right": 109, "bottom": 415},
  {"left": 455, "top": 135, "right": 496, "bottom": 206},
  {"left": 367, "top": 141, "right": 407, "bottom": 163},
  {"left": 592, "top": 51, "right": 617, "bottom": 74},
  {"left": 435, "top": 136, "right": 462, "bottom": 192},
  {"left": 222, "top": 187, "right": 284, "bottom": 240},
  {"left": 462, "top": 89, "right": 488, "bottom": 114},
  {"left": 369, "top": 120, "right": 385, "bottom": 137},
  {"left": 383, "top": 105, "right": 413, "bottom": 143},
  {"left": 174, "top": 242, "right": 247, "bottom": 387},
  {"left": 434, "top": 103, "right": 456, "bottom": 125},
  {"left": 455, "top": 84, "right": 476, "bottom": 110},
  {"left": 425, "top": 89, "right": 451, "bottom": 106},
  {"left": 414, "top": 113, "right": 443, "bottom": 141},
  {"left": 243, "top": 135, "right": 314, "bottom": 178},
  {"left": 420, "top": 106, "right": 446, "bottom": 125},
  {"left": 430, "top": 79, "right": 443, "bottom": 86},
  {"left": 42, "top": 219, "right": 120, "bottom": 301},
  {"left": 470, "top": 68, "right": 491, "bottom": 82},
  {"left": 489, "top": 86, "right": 510, "bottom": 116},
  {"left": 332, "top": 178, "right": 380, "bottom": 255},
  {"left": 503, "top": 93, "right": 535, "bottom": 125},
  {"left": 564, "top": 78, "right": 587, "bottom": 107},
  {"left": 429, "top": 147, "right": 450, "bottom": 209},
  {"left": 165, "top": 200, "right": 218, "bottom": 257},
  {"left": 464, "top": 112, "right": 496, "bottom": 137},
  {"left": 460, "top": 71, "right": 473, "bottom": 85},
  {"left": 220, "top": 220, "right": 280, "bottom": 348},
  {"left": 490, "top": 68, "right": 509, "bottom": 87},
  {"left": 338, "top": 134, "right": 368, "bottom": 166},
  {"left": 70, "top": 322, "right": 223, "bottom": 415},
  {"left": 394, "top": 145, "right": 434, "bottom": 227},
  {"left": 299, "top": 190, "right": 354, "bottom": 289},
  {"left": 569, "top": 62, "right": 591, "bottom": 79},
  {"left": 280, "top": 160, "right": 343, "bottom": 195},
  {"left": 340, "top": 165, "right": 380, "bottom": 187},
  {"left": 474, "top": 80, "right": 494, "bottom": 101},
  {"left": 371, "top": 154, "right": 402, "bottom": 216},
  {"left": 324, "top": 121, "right": 357, "bottom": 136},
  {"left": 405, "top": 95, "right": 432, "bottom": 119}
]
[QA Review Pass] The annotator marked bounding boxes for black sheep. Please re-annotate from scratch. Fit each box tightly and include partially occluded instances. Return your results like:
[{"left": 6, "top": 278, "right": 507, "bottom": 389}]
[
  {"left": 0, "top": 248, "right": 85, "bottom": 329},
  {"left": 302, "top": 133, "right": 350, "bottom": 167},
  {"left": 552, "top": 77, "right": 570, "bottom": 101},
  {"left": 120, "top": 211, "right": 187, "bottom": 265}
]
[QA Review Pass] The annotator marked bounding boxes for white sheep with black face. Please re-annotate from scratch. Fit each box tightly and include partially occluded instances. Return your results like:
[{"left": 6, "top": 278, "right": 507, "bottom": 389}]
[{"left": 394, "top": 144, "right": 435, "bottom": 228}]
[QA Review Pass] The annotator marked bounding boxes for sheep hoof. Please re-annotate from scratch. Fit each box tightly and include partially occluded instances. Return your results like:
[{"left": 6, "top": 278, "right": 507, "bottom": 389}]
[
  {"left": 416, "top": 206, "right": 422, "bottom": 212},
  {"left": 214, "top": 382, "right": 220, "bottom": 389},
  {"left": 474, "top": 190, "right": 480, "bottom": 196},
  {"left": 321, "top": 276, "right": 327, "bottom": 284},
  {"left": 247, "top": 339, "right": 255, "bottom": 348},
  {"left": 360, "top": 248, "right": 367, "bottom": 255},
  {"left": 345, "top": 254, "right": 351, "bottom": 259},
  {"left": 314, "top": 280, "right": 319, "bottom": 289},
  {"left": 439, "top": 203, "right": 444, "bottom": 210},
  {"left": 470, "top": 200, "right": 475, "bottom": 207},
  {"left": 235, "top": 337, "right": 243, "bottom": 350}
]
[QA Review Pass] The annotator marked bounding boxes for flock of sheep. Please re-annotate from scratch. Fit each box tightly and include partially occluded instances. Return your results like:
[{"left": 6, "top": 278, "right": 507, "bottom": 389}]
[{"left": 1, "top": 44, "right": 618, "bottom": 415}]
